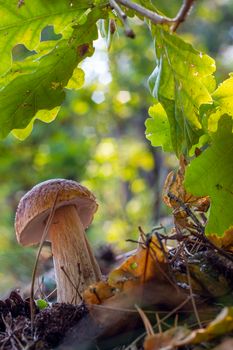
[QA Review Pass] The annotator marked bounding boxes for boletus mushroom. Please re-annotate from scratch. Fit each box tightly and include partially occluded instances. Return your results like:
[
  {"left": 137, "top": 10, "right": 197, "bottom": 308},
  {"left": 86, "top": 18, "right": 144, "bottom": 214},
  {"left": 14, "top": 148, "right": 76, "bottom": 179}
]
[{"left": 15, "top": 179, "right": 102, "bottom": 304}]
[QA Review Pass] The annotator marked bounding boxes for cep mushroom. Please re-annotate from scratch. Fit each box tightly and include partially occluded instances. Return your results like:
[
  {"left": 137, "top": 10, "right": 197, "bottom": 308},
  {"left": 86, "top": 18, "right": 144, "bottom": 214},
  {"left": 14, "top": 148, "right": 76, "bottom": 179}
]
[{"left": 15, "top": 179, "right": 102, "bottom": 304}]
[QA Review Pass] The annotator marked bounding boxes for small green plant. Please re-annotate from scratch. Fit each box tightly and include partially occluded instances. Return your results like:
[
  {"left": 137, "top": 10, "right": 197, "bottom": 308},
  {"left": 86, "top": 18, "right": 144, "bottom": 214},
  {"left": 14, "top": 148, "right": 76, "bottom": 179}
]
[{"left": 36, "top": 298, "right": 49, "bottom": 310}]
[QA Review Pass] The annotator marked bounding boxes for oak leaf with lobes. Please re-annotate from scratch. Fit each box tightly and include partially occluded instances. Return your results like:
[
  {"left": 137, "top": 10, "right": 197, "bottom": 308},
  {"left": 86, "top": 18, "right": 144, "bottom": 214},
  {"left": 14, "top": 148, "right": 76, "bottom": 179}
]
[{"left": 148, "top": 26, "right": 216, "bottom": 155}]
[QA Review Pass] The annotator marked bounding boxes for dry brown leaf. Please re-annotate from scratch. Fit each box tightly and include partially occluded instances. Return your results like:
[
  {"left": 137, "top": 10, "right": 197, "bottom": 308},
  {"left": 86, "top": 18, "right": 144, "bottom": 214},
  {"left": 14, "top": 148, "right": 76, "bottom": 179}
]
[
  {"left": 144, "top": 327, "right": 190, "bottom": 350},
  {"left": 83, "top": 280, "right": 115, "bottom": 304},
  {"left": 212, "top": 338, "right": 233, "bottom": 350},
  {"left": 139, "top": 305, "right": 190, "bottom": 350},
  {"left": 83, "top": 235, "right": 191, "bottom": 337},
  {"left": 83, "top": 234, "right": 169, "bottom": 305},
  {"left": 143, "top": 307, "right": 233, "bottom": 349},
  {"left": 163, "top": 155, "right": 209, "bottom": 233},
  {"left": 177, "top": 307, "right": 233, "bottom": 345},
  {"left": 108, "top": 234, "right": 168, "bottom": 291},
  {"left": 208, "top": 226, "right": 233, "bottom": 252}
]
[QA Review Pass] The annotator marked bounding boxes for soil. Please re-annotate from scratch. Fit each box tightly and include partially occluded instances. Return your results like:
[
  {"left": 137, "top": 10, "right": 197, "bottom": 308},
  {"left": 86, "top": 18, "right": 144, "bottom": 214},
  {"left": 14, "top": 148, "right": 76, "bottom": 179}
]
[{"left": 1, "top": 241, "right": 233, "bottom": 350}]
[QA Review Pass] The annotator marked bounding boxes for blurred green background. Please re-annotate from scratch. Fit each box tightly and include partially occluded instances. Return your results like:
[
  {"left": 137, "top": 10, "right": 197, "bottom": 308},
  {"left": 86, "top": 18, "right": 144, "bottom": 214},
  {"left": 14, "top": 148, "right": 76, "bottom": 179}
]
[{"left": 0, "top": 0, "right": 232, "bottom": 296}]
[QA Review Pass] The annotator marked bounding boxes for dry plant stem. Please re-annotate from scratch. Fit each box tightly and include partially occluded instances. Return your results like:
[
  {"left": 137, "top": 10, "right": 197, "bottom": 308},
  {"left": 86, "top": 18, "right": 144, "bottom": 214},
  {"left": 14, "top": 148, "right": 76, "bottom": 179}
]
[
  {"left": 50, "top": 205, "right": 101, "bottom": 303},
  {"left": 125, "top": 296, "right": 192, "bottom": 350},
  {"left": 60, "top": 266, "right": 82, "bottom": 303},
  {"left": 135, "top": 305, "right": 154, "bottom": 336},
  {"left": 30, "top": 191, "right": 59, "bottom": 331},
  {"left": 185, "top": 260, "right": 202, "bottom": 329},
  {"left": 167, "top": 192, "right": 233, "bottom": 262}
]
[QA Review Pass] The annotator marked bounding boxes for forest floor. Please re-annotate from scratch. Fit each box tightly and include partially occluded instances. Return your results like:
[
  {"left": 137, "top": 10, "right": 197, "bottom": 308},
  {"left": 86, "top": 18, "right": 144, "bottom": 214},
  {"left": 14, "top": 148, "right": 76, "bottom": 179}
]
[
  {"left": 0, "top": 232, "right": 233, "bottom": 350},
  {"left": 1, "top": 160, "right": 233, "bottom": 349}
]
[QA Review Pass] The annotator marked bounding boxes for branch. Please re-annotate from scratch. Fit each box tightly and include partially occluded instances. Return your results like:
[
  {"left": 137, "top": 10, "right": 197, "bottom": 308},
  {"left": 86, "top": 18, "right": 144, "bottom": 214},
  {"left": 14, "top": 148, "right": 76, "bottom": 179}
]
[
  {"left": 114, "top": 0, "right": 196, "bottom": 30},
  {"left": 110, "top": 0, "right": 135, "bottom": 38},
  {"left": 172, "top": 0, "right": 196, "bottom": 32},
  {"left": 116, "top": 0, "right": 171, "bottom": 25}
]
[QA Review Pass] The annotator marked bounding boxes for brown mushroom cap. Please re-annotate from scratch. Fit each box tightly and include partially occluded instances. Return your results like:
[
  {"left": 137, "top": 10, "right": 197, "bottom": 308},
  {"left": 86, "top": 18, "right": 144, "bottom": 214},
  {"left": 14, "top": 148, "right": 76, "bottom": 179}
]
[{"left": 15, "top": 179, "right": 98, "bottom": 246}]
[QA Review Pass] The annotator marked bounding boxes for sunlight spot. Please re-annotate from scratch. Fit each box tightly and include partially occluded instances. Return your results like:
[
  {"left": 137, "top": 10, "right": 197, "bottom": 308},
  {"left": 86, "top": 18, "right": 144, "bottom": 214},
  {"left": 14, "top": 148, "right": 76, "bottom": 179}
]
[
  {"left": 116, "top": 91, "right": 131, "bottom": 104},
  {"left": 91, "top": 91, "right": 105, "bottom": 104}
]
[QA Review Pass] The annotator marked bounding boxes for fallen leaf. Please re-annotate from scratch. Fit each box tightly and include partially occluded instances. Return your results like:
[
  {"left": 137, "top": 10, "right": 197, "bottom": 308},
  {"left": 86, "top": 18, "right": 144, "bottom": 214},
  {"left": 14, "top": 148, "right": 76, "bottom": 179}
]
[
  {"left": 177, "top": 307, "right": 233, "bottom": 345},
  {"left": 163, "top": 155, "right": 210, "bottom": 234},
  {"left": 144, "top": 327, "right": 190, "bottom": 350},
  {"left": 108, "top": 234, "right": 169, "bottom": 291},
  {"left": 83, "top": 280, "right": 115, "bottom": 305},
  {"left": 212, "top": 338, "right": 233, "bottom": 350},
  {"left": 84, "top": 234, "right": 169, "bottom": 305}
]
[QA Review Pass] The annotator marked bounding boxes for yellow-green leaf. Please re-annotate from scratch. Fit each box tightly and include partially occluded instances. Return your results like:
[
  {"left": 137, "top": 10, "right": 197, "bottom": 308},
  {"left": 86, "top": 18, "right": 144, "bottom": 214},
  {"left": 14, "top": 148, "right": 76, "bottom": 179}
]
[
  {"left": 0, "top": 8, "right": 105, "bottom": 138},
  {"left": 148, "top": 27, "right": 216, "bottom": 155},
  {"left": 0, "top": 0, "right": 94, "bottom": 76},
  {"left": 145, "top": 103, "right": 173, "bottom": 152},
  {"left": 12, "top": 107, "right": 60, "bottom": 140},
  {"left": 185, "top": 116, "right": 233, "bottom": 235},
  {"left": 66, "top": 68, "right": 85, "bottom": 90},
  {"left": 208, "top": 74, "right": 233, "bottom": 132}
]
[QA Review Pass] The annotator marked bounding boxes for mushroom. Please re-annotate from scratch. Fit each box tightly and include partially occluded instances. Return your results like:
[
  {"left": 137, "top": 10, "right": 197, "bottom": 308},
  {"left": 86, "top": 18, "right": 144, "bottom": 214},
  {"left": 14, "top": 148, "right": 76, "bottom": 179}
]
[{"left": 15, "top": 179, "right": 102, "bottom": 304}]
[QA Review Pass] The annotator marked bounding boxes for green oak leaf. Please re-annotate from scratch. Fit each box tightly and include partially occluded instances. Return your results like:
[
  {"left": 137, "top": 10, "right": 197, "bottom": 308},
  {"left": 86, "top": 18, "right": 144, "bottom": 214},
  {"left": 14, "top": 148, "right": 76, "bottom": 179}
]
[
  {"left": 145, "top": 103, "right": 172, "bottom": 152},
  {"left": 148, "top": 26, "right": 216, "bottom": 155},
  {"left": 208, "top": 74, "right": 233, "bottom": 132},
  {"left": 0, "top": 1, "right": 95, "bottom": 76},
  {"left": 12, "top": 107, "right": 60, "bottom": 140},
  {"left": 0, "top": 9, "right": 104, "bottom": 139},
  {"left": 66, "top": 67, "right": 85, "bottom": 90},
  {"left": 0, "top": 42, "right": 56, "bottom": 89},
  {"left": 184, "top": 116, "right": 233, "bottom": 236}
]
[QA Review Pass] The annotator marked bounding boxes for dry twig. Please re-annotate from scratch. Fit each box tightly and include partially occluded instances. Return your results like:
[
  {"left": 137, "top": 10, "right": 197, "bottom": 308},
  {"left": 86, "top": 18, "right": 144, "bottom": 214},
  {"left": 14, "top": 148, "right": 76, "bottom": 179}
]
[
  {"left": 30, "top": 190, "right": 60, "bottom": 331},
  {"left": 185, "top": 259, "right": 202, "bottom": 329}
]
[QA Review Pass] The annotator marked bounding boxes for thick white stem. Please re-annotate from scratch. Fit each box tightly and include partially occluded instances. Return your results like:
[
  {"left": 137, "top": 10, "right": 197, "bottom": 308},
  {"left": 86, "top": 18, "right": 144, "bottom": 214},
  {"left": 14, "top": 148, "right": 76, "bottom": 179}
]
[{"left": 49, "top": 205, "right": 101, "bottom": 304}]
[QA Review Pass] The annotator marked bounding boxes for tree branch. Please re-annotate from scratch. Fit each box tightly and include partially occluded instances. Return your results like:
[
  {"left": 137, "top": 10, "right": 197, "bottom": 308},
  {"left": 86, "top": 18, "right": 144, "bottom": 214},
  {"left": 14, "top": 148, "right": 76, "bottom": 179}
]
[
  {"left": 116, "top": 0, "right": 171, "bottom": 25},
  {"left": 172, "top": 0, "right": 196, "bottom": 32},
  {"left": 110, "top": 0, "right": 135, "bottom": 38},
  {"left": 114, "top": 0, "right": 196, "bottom": 31}
]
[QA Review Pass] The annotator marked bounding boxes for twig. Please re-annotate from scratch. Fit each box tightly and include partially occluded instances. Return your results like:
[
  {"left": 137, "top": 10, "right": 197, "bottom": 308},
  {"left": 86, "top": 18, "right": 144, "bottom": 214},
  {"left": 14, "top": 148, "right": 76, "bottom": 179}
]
[
  {"left": 1, "top": 315, "right": 25, "bottom": 350},
  {"left": 124, "top": 296, "right": 192, "bottom": 350},
  {"left": 149, "top": 242, "right": 179, "bottom": 291},
  {"left": 185, "top": 259, "right": 202, "bottom": 328},
  {"left": 167, "top": 192, "right": 233, "bottom": 262},
  {"left": 191, "top": 230, "right": 233, "bottom": 263},
  {"left": 60, "top": 266, "right": 82, "bottom": 303},
  {"left": 151, "top": 224, "right": 167, "bottom": 235},
  {"left": 30, "top": 190, "right": 60, "bottom": 332},
  {"left": 46, "top": 287, "right": 57, "bottom": 301},
  {"left": 155, "top": 312, "right": 162, "bottom": 333},
  {"left": 135, "top": 305, "right": 154, "bottom": 336},
  {"left": 172, "top": 0, "right": 196, "bottom": 32},
  {"left": 117, "top": 0, "right": 171, "bottom": 25},
  {"left": 114, "top": 0, "right": 196, "bottom": 32},
  {"left": 167, "top": 192, "right": 205, "bottom": 234},
  {"left": 109, "top": 0, "right": 135, "bottom": 38}
]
